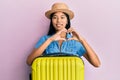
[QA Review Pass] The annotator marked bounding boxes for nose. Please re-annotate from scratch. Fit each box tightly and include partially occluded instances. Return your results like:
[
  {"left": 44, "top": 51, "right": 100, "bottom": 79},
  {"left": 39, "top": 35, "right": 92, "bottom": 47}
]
[{"left": 57, "top": 18, "right": 61, "bottom": 22}]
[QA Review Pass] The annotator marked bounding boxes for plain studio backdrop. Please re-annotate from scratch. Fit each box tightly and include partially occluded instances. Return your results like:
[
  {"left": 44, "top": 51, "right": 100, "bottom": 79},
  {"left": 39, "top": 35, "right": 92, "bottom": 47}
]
[{"left": 0, "top": 0, "right": 120, "bottom": 80}]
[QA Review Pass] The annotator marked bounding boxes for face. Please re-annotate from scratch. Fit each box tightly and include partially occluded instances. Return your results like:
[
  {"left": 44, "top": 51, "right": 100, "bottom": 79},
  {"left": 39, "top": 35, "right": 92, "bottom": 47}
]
[{"left": 52, "top": 12, "right": 68, "bottom": 31}]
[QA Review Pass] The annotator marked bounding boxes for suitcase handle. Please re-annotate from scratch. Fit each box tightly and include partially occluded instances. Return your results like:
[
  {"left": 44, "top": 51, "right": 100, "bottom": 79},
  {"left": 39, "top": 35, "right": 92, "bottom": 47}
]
[{"left": 40, "top": 53, "right": 78, "bottom": 57}]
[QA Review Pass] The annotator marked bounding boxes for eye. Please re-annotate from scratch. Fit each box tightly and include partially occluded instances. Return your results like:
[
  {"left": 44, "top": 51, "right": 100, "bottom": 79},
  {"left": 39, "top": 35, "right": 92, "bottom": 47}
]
[
  {"left": 52, "top": 16, "right": 57, "bottom": 19},
  {"left": 61, "top": 16, "right": 66, "bottom": 19}
]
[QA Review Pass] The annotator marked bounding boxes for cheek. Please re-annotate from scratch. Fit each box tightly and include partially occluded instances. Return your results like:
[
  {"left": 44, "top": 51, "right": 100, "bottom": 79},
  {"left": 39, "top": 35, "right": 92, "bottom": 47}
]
[
  {"left": 52, "top": 20, "right": 56, "bottom": 26},
  {"left": 63, "top": 20, "right": 68, "bottom": 26},
  {"left": 64, "top": 19, "right": 68, "bottom": 24},
  {"left": 52, "top": 19, "right": 55, "bottom": 23}
]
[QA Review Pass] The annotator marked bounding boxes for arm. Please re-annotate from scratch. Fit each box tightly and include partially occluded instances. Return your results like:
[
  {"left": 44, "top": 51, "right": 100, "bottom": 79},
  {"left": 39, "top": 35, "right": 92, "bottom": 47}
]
[
  {"left": 26, "top": 28, "right": 67, "bottom": 66},
  {"left": 68, "top": 28, "right": 101, "bottom": 67},
  {"left": 26, "top": 38, "right": 52, "bottom": 65},
  {"left": 81, "top": 38, "right": 101, "bottom": 67}
]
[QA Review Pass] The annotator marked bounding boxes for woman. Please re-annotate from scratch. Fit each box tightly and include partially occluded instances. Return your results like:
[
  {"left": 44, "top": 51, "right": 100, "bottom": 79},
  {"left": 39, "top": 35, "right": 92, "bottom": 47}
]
[{"left": 26, "top": 2, "right": 101, "bottom": 67}]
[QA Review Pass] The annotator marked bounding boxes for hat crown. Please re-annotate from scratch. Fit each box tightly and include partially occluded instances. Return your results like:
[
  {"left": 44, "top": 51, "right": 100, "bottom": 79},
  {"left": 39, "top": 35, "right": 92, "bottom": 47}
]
[
  {"left": 51, "top": 3, "right": 69, "bottom": 10},
  {"left": 45, "top": 2, "right": 74, "bottom": 19}
]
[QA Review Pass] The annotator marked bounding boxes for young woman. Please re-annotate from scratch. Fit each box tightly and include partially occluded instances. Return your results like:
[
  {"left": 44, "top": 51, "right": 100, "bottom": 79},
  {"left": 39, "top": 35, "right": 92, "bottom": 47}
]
[{"left": 26, "top": 2, "right": 101, "bottom": 67}]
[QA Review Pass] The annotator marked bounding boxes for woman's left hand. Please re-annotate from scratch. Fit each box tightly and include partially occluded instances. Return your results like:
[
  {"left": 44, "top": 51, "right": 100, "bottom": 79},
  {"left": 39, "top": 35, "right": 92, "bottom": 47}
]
[{"left": 67, "top": 27, "right": 84, "bottom": 42}]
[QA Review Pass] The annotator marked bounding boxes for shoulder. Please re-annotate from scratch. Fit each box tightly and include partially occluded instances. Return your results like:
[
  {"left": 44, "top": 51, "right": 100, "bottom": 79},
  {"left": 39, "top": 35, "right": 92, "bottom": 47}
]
[{"left": 34, "top": 35, "right": 51, "bottom": 48}]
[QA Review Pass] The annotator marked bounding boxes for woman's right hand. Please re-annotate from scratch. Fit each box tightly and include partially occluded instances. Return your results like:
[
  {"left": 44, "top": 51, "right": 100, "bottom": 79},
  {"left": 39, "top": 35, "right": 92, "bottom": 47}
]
[{"left": 49, "top": 28, "right": 67, "bottom": 41}]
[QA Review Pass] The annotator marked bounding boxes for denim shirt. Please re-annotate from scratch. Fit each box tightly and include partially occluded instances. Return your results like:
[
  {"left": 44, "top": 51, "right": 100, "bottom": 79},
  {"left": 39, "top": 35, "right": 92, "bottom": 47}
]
[{"left": 35, "top": 35, "right": 86, "bottom": 57}]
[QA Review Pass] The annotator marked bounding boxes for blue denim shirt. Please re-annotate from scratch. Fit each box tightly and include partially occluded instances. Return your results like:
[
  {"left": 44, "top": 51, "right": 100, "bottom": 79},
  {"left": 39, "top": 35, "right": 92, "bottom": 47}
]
[{"left": 35, "top": 35, "right": 86, "bottom": 57}]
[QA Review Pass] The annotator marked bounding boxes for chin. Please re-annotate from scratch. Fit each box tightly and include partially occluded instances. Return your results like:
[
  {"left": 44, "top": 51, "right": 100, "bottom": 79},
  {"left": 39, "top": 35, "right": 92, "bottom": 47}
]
[{"left": 56, "top": 28, "right": 62, "bottom": 31}]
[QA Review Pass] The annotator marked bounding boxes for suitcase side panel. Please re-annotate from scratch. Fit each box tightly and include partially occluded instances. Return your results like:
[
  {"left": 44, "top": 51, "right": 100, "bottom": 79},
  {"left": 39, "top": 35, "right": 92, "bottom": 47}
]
[{"left": 32, "top": 57, "right": 84, "bottom": 80}]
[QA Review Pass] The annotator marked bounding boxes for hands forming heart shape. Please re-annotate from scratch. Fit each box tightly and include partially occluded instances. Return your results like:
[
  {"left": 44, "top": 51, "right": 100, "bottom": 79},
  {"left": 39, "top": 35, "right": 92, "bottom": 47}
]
[{"left": 51, "top": 28, "right": 80, "bottom": 41}]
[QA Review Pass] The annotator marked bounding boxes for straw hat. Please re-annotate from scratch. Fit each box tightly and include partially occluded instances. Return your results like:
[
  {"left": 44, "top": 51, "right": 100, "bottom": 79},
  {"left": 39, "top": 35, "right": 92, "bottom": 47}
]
[{"left": 45, "top": 3, "right": 74, "bottom": 19}]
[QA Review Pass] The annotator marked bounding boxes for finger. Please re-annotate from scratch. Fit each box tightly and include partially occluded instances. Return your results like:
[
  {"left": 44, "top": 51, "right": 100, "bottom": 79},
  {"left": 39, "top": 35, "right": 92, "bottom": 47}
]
[
  {"left": 61, "top": 28, "right": 67, "bottom": 33},
  {"left": 67, "top": 28, "right": 74, "bottom": 33},
  {"left": 67, "top": 38, "right": 74, "bottom": 40},
  {"left": 55, "top": 38, "right": 66, "bottom": 41},
  {"left": 67, "top": 37, "right": 79, "bottom": 41},
  {"left": 59, "top": 38, "right": 66, "bottom": 41}
]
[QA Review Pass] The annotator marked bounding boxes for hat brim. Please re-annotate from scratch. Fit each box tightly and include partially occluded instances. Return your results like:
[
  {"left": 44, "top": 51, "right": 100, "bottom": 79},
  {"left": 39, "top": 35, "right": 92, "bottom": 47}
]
[{"left": 45, "top": 9, "right": 74, "bottom": 19}]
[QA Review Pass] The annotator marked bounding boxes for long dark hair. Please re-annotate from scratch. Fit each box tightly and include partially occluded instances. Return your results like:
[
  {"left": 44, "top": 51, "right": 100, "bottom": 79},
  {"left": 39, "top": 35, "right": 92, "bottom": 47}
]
[{"left": 47, "top": 12, "right": 71, "bottom": 35}]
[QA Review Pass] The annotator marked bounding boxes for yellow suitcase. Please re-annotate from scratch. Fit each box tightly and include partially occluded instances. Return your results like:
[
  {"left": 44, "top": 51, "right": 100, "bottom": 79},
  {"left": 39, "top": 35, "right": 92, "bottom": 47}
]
[{"left": 31, "top": 56, "right": 84, "bottom": 80}]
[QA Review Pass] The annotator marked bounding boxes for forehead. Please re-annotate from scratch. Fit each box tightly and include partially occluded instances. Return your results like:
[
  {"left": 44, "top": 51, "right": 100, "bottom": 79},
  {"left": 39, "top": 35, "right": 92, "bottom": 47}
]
[{"left": 53, "top": 12, "right": 66, "bottom": 16}]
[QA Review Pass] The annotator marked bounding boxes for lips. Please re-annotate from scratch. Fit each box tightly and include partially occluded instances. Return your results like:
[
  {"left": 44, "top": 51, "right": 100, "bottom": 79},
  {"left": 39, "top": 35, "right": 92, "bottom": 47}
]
[{"left": 56, "top": 24, "right": 62, "bottom": 27}]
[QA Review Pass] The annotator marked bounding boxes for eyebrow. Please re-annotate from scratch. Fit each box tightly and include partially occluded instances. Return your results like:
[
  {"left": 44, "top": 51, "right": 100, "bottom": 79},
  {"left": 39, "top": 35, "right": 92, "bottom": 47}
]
[{"left": 53, "top": 14, "right": 66, "bottom": 17}]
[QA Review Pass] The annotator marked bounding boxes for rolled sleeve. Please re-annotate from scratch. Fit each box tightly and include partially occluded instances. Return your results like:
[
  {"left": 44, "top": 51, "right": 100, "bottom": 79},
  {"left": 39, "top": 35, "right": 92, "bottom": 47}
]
[
  {"left": 77, "top": 43, "right": 86, "bottom": 57},
  {"left": 35, "top": 36, "right": 47, "bottom": 48}
]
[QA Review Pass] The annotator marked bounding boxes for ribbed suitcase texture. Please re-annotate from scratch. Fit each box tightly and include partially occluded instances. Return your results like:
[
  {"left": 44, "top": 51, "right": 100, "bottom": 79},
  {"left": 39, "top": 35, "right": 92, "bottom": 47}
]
[{"left": 32, "top": 56, "right": 84, "bottom": 80}]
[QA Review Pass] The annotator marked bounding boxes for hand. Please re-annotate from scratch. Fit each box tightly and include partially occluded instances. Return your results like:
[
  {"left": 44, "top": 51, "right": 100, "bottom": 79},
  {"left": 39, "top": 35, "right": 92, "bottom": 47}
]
[
  {"left": 67, "top": 27, "right": 78, "bottom": 39},
  {"left": 49, "top": 28, "right": 67, "bottom": 41},
  {"left": 67, "top": 27, "right": 84, "bottom": 42}
]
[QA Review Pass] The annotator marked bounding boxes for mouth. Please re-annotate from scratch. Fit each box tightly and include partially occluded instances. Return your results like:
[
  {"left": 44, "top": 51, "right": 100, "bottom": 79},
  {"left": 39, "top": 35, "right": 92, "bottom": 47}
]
[{"left": 56, "top": 24, "right": 63, "bottom": 27}]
